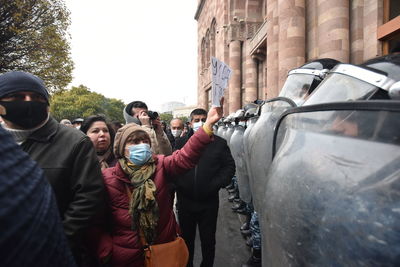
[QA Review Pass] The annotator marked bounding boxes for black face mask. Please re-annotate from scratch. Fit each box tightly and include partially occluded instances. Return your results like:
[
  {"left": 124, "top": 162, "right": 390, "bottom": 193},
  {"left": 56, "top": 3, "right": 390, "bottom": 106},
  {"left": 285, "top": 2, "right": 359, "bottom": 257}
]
[{"left": 0, "top": 101, "right": 48, "bottom": 129}]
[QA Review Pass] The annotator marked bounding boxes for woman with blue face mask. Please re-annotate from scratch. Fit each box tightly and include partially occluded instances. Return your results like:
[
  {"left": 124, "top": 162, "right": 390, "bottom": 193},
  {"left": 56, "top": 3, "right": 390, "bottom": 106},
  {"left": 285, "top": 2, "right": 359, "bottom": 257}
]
[{"left": 89, "top": 104, "right": 224, "bottom": 267}]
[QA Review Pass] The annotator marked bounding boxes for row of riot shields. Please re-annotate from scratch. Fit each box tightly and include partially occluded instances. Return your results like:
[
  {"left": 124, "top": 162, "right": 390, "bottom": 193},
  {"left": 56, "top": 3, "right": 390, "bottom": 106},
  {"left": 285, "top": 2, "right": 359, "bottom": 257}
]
[
  {"left": 264, "top": 101, "right": 400, "bottom": 266},
  {"left": 215, "top": 55, "right": 400, "bottom": 266}
]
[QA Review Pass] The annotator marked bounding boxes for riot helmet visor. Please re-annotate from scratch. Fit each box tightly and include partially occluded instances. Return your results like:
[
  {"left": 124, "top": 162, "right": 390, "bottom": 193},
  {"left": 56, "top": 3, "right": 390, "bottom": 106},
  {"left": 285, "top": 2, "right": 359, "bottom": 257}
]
[{"left": 279, "top": 73, "right": 316, "bottom": 105}]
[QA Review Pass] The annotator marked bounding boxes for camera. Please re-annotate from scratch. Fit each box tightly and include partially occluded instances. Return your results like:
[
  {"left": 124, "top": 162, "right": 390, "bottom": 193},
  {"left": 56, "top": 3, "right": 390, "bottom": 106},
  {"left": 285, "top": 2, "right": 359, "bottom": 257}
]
[{"left": 147, "top": 111, "right": 159, "bottom": 120}]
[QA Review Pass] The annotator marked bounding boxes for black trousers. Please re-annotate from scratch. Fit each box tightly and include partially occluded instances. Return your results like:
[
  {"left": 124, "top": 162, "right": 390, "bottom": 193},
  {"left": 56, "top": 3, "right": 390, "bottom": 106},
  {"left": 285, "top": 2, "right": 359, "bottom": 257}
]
[{"left": 178, "top": 204, "right": 219, "bottom": 267}]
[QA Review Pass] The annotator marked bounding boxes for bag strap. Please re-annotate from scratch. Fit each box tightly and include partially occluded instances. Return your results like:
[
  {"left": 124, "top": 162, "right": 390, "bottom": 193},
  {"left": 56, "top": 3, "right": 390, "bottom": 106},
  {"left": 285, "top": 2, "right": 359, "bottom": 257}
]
[{"left": 125, "top": 184, "right": 149, "bottom": 248}]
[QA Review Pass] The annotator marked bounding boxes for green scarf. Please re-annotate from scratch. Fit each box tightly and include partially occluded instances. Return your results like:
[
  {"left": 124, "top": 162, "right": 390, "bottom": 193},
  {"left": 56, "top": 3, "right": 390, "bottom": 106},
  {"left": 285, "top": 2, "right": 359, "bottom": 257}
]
[{"left": 119, "top": 157, "right": 159, "bottom": 244}]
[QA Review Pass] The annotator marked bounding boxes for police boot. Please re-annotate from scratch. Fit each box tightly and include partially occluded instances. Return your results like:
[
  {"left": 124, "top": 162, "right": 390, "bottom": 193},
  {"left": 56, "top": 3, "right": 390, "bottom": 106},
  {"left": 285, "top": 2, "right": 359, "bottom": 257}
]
[
  {"left": 232, "top": 200, "right": 246, "bottom": 212},
  {"left": 228, "top": 193, "right": 236, "bottom": 202},
  {"left": 241, "top": 248, "right": 261, "bottom": 267},
  {"left": 225, "top": 182, "right": 235, "bottom": 190},
  {"left": 240, "top": 221, "right": 251, "bottom": 237},
  {"left": 227, "top": 187, "right": 237, "bottom": 194},
  {"left": 233, "top": 195, "right": 242, "bottom": 203}
]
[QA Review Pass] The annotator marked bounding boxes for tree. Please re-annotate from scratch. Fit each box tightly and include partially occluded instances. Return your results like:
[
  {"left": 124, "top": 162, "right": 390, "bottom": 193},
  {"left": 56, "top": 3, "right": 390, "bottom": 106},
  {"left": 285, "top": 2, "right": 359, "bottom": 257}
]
[
  {"left": 50, "top": 85, "right": 126, "bottom": 122},
  {"left": 0, "top": 0, "right": 73, "bottom": 93},
  {"left": 159, "top": 113, "right": 173, "bottom": 124}
]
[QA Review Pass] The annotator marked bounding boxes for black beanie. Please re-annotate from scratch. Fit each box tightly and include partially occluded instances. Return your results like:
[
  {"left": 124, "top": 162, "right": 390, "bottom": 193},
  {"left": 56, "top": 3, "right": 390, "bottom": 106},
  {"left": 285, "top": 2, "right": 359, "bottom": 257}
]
[{"left": 0, "top": 71, "right": 49, "bottom": 102}]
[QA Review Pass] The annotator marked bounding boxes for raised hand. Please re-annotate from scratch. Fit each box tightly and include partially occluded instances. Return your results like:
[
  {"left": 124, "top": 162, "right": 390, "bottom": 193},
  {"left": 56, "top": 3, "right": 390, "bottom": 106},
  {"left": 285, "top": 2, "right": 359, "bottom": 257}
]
[{"left": 205, "top": 97, "right": 224, "bottom": 128}]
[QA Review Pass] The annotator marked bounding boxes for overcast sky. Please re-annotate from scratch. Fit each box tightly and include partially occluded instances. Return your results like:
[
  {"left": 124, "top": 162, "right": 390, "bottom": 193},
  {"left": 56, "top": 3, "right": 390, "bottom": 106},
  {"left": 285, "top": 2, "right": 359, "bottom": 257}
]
[{"left": 65, "top": 0, "right": 198, "bottom": 111}]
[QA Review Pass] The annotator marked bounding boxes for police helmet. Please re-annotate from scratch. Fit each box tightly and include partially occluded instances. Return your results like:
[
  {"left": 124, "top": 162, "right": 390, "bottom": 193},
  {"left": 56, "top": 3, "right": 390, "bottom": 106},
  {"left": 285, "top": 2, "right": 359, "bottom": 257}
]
[
  {"left": 305, "top": 54, "right": 400, "bottom": 105},
  {"left": 279, "top": 58, "right": 341, "bottom": 105}
]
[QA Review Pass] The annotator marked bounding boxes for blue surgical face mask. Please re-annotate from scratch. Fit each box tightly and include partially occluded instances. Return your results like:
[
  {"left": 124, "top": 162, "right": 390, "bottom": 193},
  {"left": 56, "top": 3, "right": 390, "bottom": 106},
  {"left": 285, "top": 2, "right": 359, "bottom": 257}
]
[
  {"left": 192, "top": 121, "right": 204, "bottom": 132},
  {"left": 128, "top": 143, "right": 152, "bottom": 165}
]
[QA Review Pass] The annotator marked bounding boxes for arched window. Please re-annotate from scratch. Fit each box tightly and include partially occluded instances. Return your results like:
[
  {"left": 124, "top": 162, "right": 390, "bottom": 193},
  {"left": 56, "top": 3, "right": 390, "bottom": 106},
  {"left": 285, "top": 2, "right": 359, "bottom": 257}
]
[
  {"left": 205, "top": 29, "right": 211, "bottom": 68},
  {"left": 201, "top": 38, "right": 206, "bottom": 70},
  {"left": 210, "top": 19, "right": 217, "bottom": 58}
]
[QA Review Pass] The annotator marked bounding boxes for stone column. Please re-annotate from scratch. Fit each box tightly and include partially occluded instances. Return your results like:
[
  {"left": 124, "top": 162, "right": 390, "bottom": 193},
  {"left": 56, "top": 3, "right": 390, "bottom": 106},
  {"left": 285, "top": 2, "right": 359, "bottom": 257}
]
[
  {"left": 266, "top": 0, "right": 279, "bottom": 99},
  {"left": 278, "top": 0, "right": 306, "bottom": 92},
  {"left": 363, "top": 0, "right": 383, "bottom": 60},
  {"left": 306, "top": 0, "right": 318, "bottom": 60},
  {"left": 317, "top": 0, "right": 350, "bottom": 62},
  {"left": 245, "top": 56, "right": 258, "bottom": 103},
  {"left": 351, "top": 0, "right": 364, "bottom": 64},
  {"left": 229, "top": 40, "right": 242, "bottom": 113}
]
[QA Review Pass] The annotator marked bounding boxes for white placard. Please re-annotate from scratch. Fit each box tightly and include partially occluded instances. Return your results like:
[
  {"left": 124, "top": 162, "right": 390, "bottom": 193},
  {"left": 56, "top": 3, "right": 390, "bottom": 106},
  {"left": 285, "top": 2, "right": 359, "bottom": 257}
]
[{"left": 211, "top": 57, "right": 232, "bottom": 107}]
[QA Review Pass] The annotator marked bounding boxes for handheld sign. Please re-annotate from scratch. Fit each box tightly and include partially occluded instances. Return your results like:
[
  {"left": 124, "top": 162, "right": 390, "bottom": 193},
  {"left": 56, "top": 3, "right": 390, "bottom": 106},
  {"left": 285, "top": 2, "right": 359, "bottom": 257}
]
[{"left": 211, "top": 57, "right": 232, "bottom": 107}]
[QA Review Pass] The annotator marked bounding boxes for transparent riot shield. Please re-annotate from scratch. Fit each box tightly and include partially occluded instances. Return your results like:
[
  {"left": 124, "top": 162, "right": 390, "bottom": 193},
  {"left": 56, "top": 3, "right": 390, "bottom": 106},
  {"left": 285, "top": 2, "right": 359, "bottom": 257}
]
[
  {"left": 225, "top": 124, "right": 235, "bottom": 146},
  {"left": 243, "top": 116, "right": 259, "bottom": 196},
  {"left": 217, "top": 125, "right": 227, "bottom": 139},
  {"left": 262, "top": 101, "right": 400, "bottom": 267},
  {"left": 246, "top": 97, "right": 296, "bottom": 214},
  {"left": 229, "top": 125, "right": 252, "bottom": 203}
]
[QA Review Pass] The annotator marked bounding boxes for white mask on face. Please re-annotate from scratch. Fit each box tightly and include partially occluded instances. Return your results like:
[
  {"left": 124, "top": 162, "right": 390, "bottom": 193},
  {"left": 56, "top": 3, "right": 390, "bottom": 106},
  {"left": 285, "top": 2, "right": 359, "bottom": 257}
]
[
  {"left": 192, "top": 121, "right": 204, "bottom": 132},
  {"left": 171, "top": 129, "right": 182, "bottom": 138}
]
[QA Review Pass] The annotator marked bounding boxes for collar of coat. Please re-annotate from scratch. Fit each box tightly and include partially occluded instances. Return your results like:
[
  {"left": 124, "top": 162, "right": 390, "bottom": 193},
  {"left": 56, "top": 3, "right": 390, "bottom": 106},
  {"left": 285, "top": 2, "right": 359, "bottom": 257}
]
[{"left": 27, "top": 116, "right": 59, "bottom": 143}]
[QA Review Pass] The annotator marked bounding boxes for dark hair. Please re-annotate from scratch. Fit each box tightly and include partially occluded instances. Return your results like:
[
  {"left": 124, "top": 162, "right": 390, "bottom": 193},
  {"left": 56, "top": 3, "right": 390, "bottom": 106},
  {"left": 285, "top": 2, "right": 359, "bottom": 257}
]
[
  {"left": 189, "top": 108, "right": 207, "bottom": 121},
  {"left": 125, "top": 101, "right": 148, "bottom": 116},
  {"left": 80, "top": 114, "right": 115, "bottom": 145}
]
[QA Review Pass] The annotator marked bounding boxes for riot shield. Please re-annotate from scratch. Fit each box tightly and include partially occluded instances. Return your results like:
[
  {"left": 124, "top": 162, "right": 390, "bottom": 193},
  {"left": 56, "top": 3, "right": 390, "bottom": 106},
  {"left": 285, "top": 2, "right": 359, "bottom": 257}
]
[
  {"left": 243, "top": 116, "right": 259, "bottom": 196},
  {"left": 229, "top": 125, "right": 252, "bottom": 203},
  {"left": 246, "top": 97, "right": 296, "bottom": 213},
  {"left": 217, "top": 124, "right": 227, "bottom": 139},
  {"left": 225, "top": 124, "right": 235, "bottom": 146},
  {"left": 262, "top": 101, "right": 400, "bottom": 267}
]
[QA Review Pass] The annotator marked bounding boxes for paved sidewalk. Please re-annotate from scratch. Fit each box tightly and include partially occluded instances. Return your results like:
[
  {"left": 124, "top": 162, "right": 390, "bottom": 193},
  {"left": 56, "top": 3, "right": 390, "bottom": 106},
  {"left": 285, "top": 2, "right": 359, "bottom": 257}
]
[{"left": 193, "top": 189, "right": 251, "bottom": 266}]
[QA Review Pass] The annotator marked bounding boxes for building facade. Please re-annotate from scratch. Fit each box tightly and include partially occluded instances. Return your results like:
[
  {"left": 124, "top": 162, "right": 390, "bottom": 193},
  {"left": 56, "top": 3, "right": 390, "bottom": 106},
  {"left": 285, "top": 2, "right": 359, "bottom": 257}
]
[{"left": 195, "top": 0, "right": 400, "bottom": 114}]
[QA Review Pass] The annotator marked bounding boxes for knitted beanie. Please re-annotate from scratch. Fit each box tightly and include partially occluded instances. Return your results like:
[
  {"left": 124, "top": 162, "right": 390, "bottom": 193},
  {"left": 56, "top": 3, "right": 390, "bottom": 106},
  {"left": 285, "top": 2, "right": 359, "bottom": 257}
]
[
  {"left": 0, "top": 71, "right": 49, "bottom": 103},
  {"left": 113, "top": 123, "right": 150, "bottom": 158}
]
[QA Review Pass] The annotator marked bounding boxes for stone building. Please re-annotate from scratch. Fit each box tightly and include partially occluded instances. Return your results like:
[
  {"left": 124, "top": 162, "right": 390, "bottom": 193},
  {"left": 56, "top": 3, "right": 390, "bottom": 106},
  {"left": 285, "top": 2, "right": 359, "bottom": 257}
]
[{"left": 195, "top": 0, "right": 400, "bottom": 114}]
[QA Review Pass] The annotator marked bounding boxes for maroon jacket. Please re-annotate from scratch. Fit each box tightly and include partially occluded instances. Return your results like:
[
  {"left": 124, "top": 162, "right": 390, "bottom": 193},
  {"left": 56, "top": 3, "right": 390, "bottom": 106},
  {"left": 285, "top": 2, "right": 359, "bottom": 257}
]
[{"left": 92, "top": 128, "right": 213, "bottom": 267}]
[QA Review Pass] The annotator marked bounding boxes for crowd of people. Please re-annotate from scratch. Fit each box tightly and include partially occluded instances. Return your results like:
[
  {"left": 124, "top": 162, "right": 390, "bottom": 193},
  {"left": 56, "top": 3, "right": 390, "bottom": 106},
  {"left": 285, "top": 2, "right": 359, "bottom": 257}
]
[
  {"left": 1, "top": 50, "right": 400, "bottom": 267},
  {"left": 0, "top": 71, "right": 232, "bottom": 267}
]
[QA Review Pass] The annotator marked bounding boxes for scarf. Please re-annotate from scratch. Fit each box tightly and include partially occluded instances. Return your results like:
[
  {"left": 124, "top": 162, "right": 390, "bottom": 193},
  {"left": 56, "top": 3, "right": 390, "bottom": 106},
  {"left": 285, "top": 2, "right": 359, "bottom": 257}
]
[
  {"left": 97, "top": 147, "right": 112, "bottom": 170},
  {"left": 119, "top": 157, "right": 159, "bottom": 244}
]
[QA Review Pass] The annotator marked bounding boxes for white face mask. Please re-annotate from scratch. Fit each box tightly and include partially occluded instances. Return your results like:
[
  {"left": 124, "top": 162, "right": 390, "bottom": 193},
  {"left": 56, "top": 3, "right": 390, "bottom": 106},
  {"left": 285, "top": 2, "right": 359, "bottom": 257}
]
[
  {"left": 192, "top": 121, "right": 204, "bottom": 132},
  {"left": 171, "top": 129, "right": 182, "bottom": 138}
]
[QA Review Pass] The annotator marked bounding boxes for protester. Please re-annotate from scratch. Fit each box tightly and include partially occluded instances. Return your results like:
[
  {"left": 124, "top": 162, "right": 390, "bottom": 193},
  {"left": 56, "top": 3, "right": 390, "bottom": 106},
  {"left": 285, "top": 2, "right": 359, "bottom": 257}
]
[
  {"left": 173, "top": 108, "right": 236, "bottom": 267},
  {"left": 72, "top": 118, "right": 84, "bottom": 129},
  {"left": 60, "top": 118, "right": 73, "bottom": 127},
  {"left": 168, "top": 118, "right": 186, "bottom": 151},
  {"left": 90, "top": 103, "right": 223, "bottom": 267},
  {"left": 80, "top": 114, "right": 117, "bottom": 169},
  {"left": 0, "top": 71, "right": 105, "bottom": 265},
  {"left": 0, "top": 126, "right": 76, "bottom": 267},
  {"left": 123, "top": 100, "right": 172, "bottom": 155}
]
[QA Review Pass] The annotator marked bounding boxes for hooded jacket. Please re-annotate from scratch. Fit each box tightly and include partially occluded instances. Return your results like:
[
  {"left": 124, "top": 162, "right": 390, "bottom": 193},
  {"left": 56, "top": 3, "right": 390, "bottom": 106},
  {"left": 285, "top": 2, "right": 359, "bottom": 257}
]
[
  {"left": 123, "top": 105, "right": 172, "bottom": 155},
  {"left": 91, "top": 127, "right": 213, "bottom": 267}
]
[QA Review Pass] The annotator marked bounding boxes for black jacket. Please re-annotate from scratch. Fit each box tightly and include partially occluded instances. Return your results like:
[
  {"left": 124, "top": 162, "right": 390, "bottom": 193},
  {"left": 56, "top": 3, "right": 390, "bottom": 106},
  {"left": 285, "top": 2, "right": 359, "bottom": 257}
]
[
  {"left": 174, "top": 130, "right": 235, "bottom": 210},
  {"left": 21, "top": 117, "right": 105, "bottom": 260},
  {"left": 0, "top": 126, "right": 76, "bottom": 267}
]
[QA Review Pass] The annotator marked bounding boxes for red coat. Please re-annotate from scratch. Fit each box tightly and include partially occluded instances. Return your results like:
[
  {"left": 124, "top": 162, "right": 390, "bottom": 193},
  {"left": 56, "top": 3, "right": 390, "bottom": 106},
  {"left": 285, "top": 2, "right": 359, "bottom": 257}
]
[{"left": 92, "top": 128, "right": 213, "bottom": 267}]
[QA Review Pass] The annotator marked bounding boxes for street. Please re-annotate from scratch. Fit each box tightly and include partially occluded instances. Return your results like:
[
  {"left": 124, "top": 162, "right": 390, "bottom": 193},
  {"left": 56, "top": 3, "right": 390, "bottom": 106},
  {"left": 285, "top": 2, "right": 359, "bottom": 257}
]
[{"left": 193, "top": 189, "right": 251, "bottom": 267}]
